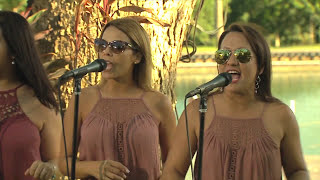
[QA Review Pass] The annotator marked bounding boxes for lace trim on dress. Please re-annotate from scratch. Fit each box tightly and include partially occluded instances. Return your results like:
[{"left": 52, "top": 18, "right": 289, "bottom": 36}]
[{"left": 0, "top": 85, "right": 24, "bottom": 123}]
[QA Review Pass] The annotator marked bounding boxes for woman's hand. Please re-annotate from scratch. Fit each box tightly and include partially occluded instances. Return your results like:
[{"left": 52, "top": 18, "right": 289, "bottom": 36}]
[
  {"left": 99, "top": 160, "right": 130, "bottom": 180},
  {"left": 25, "top": 160, "right": 56, "bottom": 180}
]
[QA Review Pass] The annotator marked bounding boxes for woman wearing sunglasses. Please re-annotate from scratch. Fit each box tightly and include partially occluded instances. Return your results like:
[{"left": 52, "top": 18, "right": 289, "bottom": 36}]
[
  {"left": 160, "top": 23, "right": 309, "bottom": 180},
  {"left": 60, "top": 18, "right": 176, "bottom": 180},
  {"left": 0, "top": 11, "right": 61, "bottom": 180}
]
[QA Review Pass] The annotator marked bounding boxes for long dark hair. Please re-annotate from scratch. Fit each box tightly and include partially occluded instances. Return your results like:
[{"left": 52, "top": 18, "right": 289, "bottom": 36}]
[
  {"left": 218, "top": 23, "right": 278, "bottom": 102},
  {"left": 0, "top": 11, "right": 58, "bottom": 110}
]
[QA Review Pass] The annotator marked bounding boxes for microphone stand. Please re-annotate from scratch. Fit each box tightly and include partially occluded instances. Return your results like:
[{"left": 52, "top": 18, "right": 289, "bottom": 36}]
[
  {"left": 71, "top": 77, "right": 81, "bottom": 180},
  {"left": 197, "top": 93, "right": 208, "bottom": 180}
]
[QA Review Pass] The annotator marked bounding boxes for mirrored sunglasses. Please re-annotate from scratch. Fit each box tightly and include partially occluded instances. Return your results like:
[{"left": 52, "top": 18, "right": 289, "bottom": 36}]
[
  {"left": 94, "top": 38, "right": 139, "bottom": 54},
  {"left": 214, "top": 48, "right": 252, "bottom": 64}
]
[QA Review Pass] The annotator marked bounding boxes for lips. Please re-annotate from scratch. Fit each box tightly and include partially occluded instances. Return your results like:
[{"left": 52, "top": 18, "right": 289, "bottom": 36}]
[
  {"left": 104, "top": 61, "right": 113, "bottom": 71},
  {"left": 227, "top": 70, "right": 241, "bottom": 83}
]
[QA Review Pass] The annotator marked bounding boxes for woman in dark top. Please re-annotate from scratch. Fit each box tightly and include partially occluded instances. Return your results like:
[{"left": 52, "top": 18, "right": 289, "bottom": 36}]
[{"left": 0, "top": 11, "right": 61, "bottom": 180}]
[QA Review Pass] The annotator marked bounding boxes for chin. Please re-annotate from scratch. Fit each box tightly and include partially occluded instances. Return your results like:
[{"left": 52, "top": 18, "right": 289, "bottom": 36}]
[{"left": 101, "top": 73, "right": 115, "bottom": 80}]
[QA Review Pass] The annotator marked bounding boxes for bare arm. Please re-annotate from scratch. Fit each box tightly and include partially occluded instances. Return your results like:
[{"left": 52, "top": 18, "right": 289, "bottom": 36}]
[
  {"left": 20, "top": 87, "right": 63, "bottom": 179},
  {"left": 150, "top": 92, "right": 177, "bottom": 163},
  {"left": 160, "top": 100, "right": 199, "bottom": 180},
  {"left": 280, "top": 105, "right": 309, "bottom": 180},
  {"left": 25, "top": 108, "right": 62, "bottom": 180}
]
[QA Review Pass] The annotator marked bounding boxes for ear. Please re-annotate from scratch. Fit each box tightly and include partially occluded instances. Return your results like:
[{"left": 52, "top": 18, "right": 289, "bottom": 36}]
[
  {"left": 259, "top": 66, "right": 264, "bottom": 75},
  {"left": 133, "top": 52, "right": 143, "bottom": 64}
]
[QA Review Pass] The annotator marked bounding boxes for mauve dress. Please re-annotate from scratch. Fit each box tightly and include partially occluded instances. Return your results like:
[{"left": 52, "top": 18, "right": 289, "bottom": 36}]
[
  {"left": 0, "top": 85, "right": 41, "bottom": 180},
  {"left": 194, "top": 96, "right": 282, "bottom": 180},
  {"left": 78, "top": 90, "right": 161, "bottom": 180}
]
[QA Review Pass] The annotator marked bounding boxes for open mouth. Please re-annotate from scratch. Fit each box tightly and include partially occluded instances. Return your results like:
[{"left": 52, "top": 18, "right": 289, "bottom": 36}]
[
  {"left": 227, "top": 70, "right": 241, "bottom": 82},
  {"left": 104, "top": 61, "right": 113, "bottom": 71}
]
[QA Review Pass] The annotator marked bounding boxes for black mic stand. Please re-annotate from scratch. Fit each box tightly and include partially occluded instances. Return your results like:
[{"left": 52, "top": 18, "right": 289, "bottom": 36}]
[
  {"left": 197, "top": 93, "right": 208, "bottom": 180},
  {"left": 71, "top": 77, "right": 81, "bottom": 180}
]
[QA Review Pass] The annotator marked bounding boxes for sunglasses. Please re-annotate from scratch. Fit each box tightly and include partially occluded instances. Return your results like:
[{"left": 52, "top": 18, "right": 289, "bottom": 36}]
[
  {"left": 94, "top": 38, "right": 139, "bottom": 54},
  {"left": 214, "top": 48, "right": 252, "bottom": 64}
]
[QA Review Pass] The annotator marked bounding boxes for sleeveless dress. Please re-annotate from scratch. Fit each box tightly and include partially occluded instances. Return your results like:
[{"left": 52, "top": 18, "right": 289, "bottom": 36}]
[
  {"left": 0, "top": 85, "right": 41, "bottom": 180},
  {"left": 78, "top": 89, "right": 161, "bottom": 180},
  {"left": 194, "top": 96, "right": 282, "bottom": 180}
]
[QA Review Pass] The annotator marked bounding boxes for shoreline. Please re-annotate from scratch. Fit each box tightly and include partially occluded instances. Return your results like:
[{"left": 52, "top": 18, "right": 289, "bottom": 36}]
[{"left": 177, "top": 60, "right": 320, "bottom": 69}]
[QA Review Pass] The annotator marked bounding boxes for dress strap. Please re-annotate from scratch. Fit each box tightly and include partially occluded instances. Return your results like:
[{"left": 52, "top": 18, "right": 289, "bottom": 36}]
[
  {"left": 139, "top": 91, "right": 146, "bottom": 99},
  {"left": 15, "top": 84, "right": 24, "bottom": 90},
  {"left": 0, "top": 84, "right": 24, "bottom": 93},
  {"left": 260, "top": 102, "right": 267, "bottom": 118},
  {"left": 96, "top": 86, "right": 103, "bottom": 99},
  {"left": 211, "top": 95, "right": 217, "bottom": 118}
]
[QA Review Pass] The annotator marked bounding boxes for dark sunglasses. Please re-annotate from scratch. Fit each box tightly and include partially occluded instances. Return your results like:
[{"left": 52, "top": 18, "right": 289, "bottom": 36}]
[
  {"left": 94, "top": 38, "right": 139, "bottom": 54},
  {"left": 214, "top": 48, "right": 252, "bottom": 64}
]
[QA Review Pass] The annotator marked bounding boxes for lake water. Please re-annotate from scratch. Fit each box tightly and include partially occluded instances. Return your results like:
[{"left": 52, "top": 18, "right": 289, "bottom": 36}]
[{"left": 175, "top": 64, "right": 320, "bottom": 155}]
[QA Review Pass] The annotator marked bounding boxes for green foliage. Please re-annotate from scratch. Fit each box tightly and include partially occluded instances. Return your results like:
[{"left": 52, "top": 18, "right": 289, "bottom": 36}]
[
  {"left": 0, "top": 0, "right": 25, "bottom": 11},
  {"left": 227, "top": 0, "right": 320, "bottom": 46},
  {"left": 190, "top": 0, "right": 216, "bottom": 46},
  {"left": 26, "top": 9, "right": 46, "bottom": 24}
]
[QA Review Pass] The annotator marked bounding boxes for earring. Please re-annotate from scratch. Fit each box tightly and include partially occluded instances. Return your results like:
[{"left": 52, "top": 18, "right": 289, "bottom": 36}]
[
  {"left": 134, "top": 62, "right": 138, "bottom": 64},
  {"left": 255, "top": 75, "right": 261, "bottom": 93},
  {"left": 11, "top": 56, "right": 15, "bottom": 65}
]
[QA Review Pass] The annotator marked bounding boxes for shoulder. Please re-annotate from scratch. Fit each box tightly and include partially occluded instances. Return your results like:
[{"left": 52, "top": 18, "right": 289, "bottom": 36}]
[
  {"left": 80, "top": 85, "right": 100, "bottom": 98},
  {"left": 74, "top": 85, "right": 101, "bottom": 106},
  {"left": 265, "top": 101, "right": 297, "bottom": 130},
  {"left": 187, "top": 93, "right": 217, "bottom": 110},
  {"left": 77, "top": 86, "right": 101, "bottom": 115},
  {"left": 67, "top": 85, "right": 100, "bottom": 106},
  {"left": 143, "top": 90, "right": 175, "bottom": 122},
  {"left": 17, "top": 85, "right": 60, "bottom": 129},
  {"left": 143, "top": 90, "right": 172, "bottom": 111},
  {"left": 267, "top": 101, "right": 295, "bottom": 119}
]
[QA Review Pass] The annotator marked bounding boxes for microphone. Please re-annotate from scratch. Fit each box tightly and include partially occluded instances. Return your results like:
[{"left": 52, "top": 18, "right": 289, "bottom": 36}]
[
  {"left": 59, "top": 59, "right": 107, "bottom": 82},
  {"left": 185, "top": 72, "right": 232, "bottom": 98}
]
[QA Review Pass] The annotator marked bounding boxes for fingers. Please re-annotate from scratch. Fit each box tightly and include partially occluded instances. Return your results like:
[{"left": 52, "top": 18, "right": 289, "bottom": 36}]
[
  {"left": 25, "top": 161, "right": 41, "bottom": 176},
  {"left": 33, "top": 163, "right": 43, "bottom": 178},
  {"left": 39, "top": 168, "right": 47, "bottom": 180},
  {"left": 106, "top": 160, "right": 130, "bottom": 173},
  {"left": 104, "top": 165, "right": 126, "bottom": 180},
  {"left": 25, "top": 161, "right": 55, "bottom": 180},
  {"left": 103, "top": 160, "right": 129, "bottom": 180}
]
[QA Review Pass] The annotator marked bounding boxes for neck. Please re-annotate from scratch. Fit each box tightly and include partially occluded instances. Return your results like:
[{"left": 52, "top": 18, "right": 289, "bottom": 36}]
[
  {"left": 0, "top": 78, "right": 21, "bottom": 91},
  {"left": 0, "top": 61, "right": 22, "bottom": 90},
  {"left": 222, "top": 89, "right": 258, "bottom": 109},
  {"left": 99, "top": 78, "right": 140, "bottom": 97},
  {"left": 0, "top": 68, "right": 21, "bottom": 91}
]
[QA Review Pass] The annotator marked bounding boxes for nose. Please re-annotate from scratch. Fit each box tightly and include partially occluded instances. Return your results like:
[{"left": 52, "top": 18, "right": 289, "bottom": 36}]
[
  {"left": 226, "top": 52, "right": 239, "bottom": 66},
  {"left": 100, "top": 45, "right": 112, "bottom": 57}
]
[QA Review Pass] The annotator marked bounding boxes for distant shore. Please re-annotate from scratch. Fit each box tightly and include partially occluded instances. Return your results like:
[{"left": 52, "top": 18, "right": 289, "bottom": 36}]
[{"left": 177, "top": 60, "right": 320, "bottom": 68}]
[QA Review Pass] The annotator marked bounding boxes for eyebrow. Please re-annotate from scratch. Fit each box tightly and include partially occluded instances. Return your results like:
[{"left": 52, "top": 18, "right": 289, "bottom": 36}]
[{"left": 221, "top": 47, "right": 249, "bottom": 51}]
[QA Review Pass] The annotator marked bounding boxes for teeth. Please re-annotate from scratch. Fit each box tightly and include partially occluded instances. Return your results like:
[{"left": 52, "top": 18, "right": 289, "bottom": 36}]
[{"left": 227, "top": 70, "right": 239, "bottom": 74}]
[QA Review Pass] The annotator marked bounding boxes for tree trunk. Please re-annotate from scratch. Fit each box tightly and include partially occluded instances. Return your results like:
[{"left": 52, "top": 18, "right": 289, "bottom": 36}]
[
  {"left": 33, "top": 0, "right": 198, "bottom": 107},
  {"left": 216, "top": 0, "right": 224, "bottom": 42},
  {"left": 32, "top": 0, "right": 77, "bottom": 108},
  {"left": 275, "top": 33, "right": 281, "bottom": 47},
  {"left": 110, "top": 0, "right": 197, "bottom": 104},
  {"left": 310, "top": 22, "right": 315, "bottom": 44}
]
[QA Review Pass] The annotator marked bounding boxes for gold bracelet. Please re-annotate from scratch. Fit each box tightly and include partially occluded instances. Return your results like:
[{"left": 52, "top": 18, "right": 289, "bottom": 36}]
[
  {"left": 50, "top": 163, "right": 57, "bottom": 180},
  {"left": 99, "top": 160, "right": 107, "bottom": 180}
]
